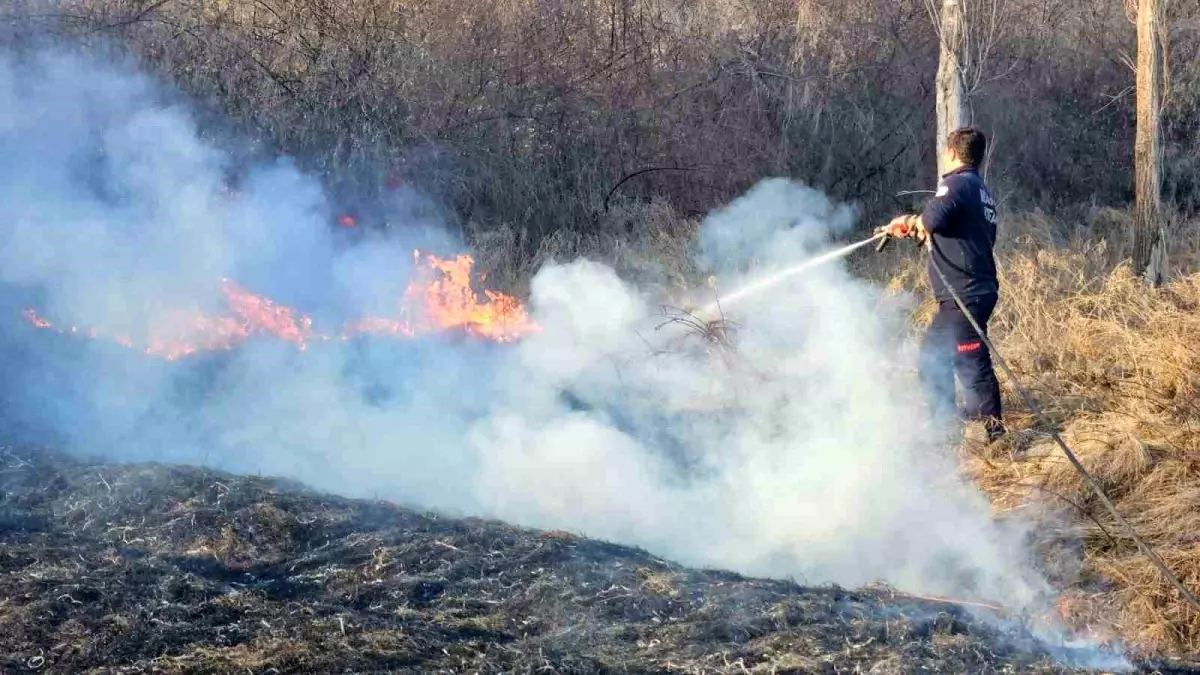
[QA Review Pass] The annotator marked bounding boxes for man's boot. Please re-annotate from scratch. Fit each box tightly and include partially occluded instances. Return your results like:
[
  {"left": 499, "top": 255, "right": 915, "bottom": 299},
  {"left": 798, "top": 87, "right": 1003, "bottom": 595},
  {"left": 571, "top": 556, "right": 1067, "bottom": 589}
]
[{"left": 984, "top": 416, "right": 1007, "bottom": 444}]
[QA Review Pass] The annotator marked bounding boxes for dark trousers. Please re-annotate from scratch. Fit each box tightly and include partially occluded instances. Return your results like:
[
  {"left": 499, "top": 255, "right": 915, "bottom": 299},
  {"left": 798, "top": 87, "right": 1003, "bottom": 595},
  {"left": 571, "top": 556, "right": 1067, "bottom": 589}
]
[{"left": 919, "top": 294, "right": 1003, "bottom": 431}]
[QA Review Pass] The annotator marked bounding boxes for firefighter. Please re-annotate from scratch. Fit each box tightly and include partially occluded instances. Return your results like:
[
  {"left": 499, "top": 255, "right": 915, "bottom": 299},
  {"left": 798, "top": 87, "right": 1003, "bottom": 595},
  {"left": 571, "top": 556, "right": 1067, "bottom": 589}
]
[{"left": 882, "top": 127, "right": 1005, "bottom": 442}]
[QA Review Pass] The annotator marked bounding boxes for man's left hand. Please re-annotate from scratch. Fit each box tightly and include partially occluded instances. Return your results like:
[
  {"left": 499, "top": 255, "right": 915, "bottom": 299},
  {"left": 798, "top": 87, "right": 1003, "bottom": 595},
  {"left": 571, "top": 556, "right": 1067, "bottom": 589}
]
[{"left": 881, "top": 215, "right": 917, "bottom": 239}]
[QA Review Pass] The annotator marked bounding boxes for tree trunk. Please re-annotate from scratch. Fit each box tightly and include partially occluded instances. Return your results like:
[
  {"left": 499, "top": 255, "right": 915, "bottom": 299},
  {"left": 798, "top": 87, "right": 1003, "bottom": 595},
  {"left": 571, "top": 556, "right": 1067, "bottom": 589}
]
[
  {"left": 1132, "top": 0, "right": 1166, "bottom": 286},
  {"left": 935, "top": 0, "right": 969, "bottom": 176}
]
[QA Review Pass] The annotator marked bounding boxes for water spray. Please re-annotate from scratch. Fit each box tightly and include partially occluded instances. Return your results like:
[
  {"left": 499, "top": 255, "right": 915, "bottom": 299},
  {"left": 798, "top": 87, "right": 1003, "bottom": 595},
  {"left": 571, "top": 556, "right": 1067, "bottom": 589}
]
[{"left": 696, "top": 232, "right": 887, "bottom": 319}]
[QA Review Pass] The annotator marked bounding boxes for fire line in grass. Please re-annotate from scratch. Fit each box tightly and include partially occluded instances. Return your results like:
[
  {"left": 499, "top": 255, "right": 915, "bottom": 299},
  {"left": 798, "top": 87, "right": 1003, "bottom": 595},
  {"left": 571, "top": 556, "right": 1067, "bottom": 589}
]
[{"left": 20, "top": 250, "right": 537, "bottom": 359}]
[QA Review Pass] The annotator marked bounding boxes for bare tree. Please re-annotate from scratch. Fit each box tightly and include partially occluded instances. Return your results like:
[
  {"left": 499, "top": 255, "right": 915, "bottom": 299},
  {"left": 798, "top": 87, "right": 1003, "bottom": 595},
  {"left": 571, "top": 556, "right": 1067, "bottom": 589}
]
[
  {"left": 925, "top": 0, "right": 1012, "bottom": 175},
  {"left": 932, "top": 0, "right": 968, "bottom": 175},
  {"left": 1129, "top": 0, "right": 1168, "bottom": 285},
  {"left": 14, "top": 0, "right": 1156, "bottom": 250}
]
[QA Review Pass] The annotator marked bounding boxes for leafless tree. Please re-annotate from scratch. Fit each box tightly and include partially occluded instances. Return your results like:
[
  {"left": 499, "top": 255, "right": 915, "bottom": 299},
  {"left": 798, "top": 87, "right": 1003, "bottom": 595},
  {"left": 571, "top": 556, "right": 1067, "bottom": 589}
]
[
  {"left": 924, "top": 0, "right": 1012, "bottom": 174},
  {"left": 1128, "top": 0, "right": 1169, "bottom": 285},
  {"left": 4, "top": 0, "right": 1189, "bottom": 274}
]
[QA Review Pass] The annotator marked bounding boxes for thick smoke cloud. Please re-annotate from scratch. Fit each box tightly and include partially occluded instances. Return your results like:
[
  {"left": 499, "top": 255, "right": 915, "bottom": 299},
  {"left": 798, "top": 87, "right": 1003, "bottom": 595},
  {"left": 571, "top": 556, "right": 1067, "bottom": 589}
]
[{"left": 0, "top": 48, "right": 1094, "bottom": 648}]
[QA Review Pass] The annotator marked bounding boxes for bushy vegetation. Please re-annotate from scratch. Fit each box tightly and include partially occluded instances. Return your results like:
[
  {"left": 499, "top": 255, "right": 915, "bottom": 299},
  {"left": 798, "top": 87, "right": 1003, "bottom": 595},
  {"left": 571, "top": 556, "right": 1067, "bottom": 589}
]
[{"left": 6, "top": 0, "right": 1200, "bottom": 267}]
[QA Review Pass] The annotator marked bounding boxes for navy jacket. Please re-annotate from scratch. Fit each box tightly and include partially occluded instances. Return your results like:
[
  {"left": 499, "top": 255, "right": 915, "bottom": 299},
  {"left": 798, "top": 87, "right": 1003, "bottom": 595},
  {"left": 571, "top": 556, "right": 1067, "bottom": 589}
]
[{"left": 922, "top": 166, "right": 999, "bottom": 302}]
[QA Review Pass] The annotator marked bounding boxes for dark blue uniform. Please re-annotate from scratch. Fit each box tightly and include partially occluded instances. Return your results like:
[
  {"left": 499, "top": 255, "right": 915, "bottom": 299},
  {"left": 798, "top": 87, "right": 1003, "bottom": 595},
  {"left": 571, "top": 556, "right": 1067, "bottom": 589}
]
[{"left": 918, "top": 166, "right": 1003, "bottom": 436}]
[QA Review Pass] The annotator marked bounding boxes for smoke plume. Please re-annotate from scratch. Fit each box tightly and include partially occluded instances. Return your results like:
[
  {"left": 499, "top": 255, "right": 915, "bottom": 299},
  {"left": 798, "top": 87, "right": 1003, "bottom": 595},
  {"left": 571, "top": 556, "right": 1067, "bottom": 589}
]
[{"left": 0, "top": 48, "right": 1113, "bottom": 662}]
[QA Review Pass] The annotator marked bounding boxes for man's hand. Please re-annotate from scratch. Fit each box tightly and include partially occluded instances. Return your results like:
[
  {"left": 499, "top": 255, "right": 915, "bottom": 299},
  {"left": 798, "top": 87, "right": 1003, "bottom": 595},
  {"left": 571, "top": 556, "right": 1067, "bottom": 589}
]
[
  {"left": 910, "top": 216, "right": 927, "bottom": 244},
  {"left": 880, "top": 215, "right": 918, "bottom": 239}
]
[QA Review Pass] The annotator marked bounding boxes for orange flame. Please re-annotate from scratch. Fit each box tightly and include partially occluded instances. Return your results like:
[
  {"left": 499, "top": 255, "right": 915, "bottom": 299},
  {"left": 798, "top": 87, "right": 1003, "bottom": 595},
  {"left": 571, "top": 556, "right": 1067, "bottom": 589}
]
[
  {"left": 19, "top": 251, "right": 538, "bottom": 359},
  {"left": 221, "top": 279, "right": 314, "bottom": 349},
  {"left": 402, "top": 251, "right": 537, "bottom": 343},
  {"left": 22, "top": 309, "right": 51, "bottom": 328}
]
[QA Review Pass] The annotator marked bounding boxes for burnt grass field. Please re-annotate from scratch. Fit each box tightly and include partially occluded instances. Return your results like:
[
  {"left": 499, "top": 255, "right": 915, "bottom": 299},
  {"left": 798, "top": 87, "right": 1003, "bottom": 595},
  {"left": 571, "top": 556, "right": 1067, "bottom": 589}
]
[{"left": 0, "top": 447, "right": 1189, "bottom": 674}]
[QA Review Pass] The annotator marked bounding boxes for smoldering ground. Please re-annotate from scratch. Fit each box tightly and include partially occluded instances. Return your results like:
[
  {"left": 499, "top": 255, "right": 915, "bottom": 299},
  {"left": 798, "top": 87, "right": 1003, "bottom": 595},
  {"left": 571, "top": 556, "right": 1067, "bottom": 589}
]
[{"left": 0, "top": 47, "right": 1124, "bottom": 666}]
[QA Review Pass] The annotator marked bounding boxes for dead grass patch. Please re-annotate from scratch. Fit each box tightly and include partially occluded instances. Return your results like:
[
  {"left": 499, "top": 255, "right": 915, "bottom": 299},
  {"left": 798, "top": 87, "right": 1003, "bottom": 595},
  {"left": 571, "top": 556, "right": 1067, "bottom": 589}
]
[{"left": 885, "top": 214, "right": 1200, "bottom": 655}]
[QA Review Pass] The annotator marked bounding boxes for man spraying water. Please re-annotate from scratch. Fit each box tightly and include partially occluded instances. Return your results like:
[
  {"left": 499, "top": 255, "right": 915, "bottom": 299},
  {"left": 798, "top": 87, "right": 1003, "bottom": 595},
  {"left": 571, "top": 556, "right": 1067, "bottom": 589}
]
[{"left": 881, "top": 128, "right": 1005, "bottom": 443}]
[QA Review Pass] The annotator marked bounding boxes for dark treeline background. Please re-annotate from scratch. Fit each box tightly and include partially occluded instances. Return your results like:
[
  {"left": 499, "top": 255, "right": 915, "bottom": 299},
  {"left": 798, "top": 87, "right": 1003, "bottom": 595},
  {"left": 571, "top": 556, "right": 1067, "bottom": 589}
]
[{"left": 4, "top": 0, "right": 1200, "bottom": 281}]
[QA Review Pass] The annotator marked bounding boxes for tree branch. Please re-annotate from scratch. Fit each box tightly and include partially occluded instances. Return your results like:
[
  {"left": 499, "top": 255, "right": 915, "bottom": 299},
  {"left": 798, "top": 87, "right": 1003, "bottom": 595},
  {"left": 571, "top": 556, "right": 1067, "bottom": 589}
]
[{"left": 604, "top": 167, "right": 695, "bottom": 211}]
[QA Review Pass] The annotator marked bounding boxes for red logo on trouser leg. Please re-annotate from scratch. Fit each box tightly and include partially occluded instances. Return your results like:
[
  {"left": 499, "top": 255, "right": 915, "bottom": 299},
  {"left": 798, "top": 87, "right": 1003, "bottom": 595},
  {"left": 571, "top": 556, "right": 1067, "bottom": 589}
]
[{"left": 957, "top": 341, "right": 983, "bottom": 353}]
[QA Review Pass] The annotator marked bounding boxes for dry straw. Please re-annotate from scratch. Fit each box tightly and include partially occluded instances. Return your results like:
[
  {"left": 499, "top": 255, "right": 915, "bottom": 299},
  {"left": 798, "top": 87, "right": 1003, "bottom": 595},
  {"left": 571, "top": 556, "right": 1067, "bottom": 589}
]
[{"left": 886, "top": 212, "right": 1200, "bottom": 655}]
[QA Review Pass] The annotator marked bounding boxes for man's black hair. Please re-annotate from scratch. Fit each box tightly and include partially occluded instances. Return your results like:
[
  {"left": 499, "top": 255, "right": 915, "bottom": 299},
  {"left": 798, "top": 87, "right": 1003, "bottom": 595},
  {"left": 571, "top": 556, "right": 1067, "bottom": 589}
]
[{"left": 948, "top": 127, "right": 987, "bottom": 168}]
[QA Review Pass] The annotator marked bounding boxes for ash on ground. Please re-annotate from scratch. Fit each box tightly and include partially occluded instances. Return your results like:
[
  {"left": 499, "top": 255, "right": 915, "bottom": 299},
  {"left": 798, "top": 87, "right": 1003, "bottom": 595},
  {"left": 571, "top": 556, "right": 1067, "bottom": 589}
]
[{"left": 0, "top": 448, "right": 1179, "bottom": 674}]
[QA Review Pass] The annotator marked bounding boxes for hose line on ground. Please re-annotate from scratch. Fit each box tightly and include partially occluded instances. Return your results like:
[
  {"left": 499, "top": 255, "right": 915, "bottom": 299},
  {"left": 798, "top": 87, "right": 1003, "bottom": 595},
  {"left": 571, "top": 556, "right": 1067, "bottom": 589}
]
[{"left": 925, "top": 239, "right": 1200, "bottom": 613}]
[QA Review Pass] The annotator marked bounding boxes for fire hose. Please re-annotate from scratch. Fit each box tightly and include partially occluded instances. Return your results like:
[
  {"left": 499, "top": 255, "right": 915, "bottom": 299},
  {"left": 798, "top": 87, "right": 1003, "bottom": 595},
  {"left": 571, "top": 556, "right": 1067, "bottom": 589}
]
[{"left": 876, "top": 230, "right": 1200, "bottom": 613}]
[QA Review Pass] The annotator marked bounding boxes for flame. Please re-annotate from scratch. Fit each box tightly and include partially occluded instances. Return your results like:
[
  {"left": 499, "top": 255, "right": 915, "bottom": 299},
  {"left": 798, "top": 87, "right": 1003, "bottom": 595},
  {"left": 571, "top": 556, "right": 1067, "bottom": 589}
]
[
  {"left": 22, "top": 309, "right": 51, "bottom": 328},
  {"left": 141, "top": 312, "right": 251, "bottom": 360},
  {"left": 402, "top": 251, "right": 537, "bottom": 343},
  {"left": 19, "top": 251, "right": 538, "bottom": 358},
  {"left": 221, "top": 279, "right": 313, "bottom": 349}
]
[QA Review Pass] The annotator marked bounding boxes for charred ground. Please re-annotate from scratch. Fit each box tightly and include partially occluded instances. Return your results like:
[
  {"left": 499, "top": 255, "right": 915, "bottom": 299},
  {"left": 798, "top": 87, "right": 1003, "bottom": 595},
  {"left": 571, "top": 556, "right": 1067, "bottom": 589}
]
[{"left": 0, "top": 447, "right": 1177, "bottom": 675}]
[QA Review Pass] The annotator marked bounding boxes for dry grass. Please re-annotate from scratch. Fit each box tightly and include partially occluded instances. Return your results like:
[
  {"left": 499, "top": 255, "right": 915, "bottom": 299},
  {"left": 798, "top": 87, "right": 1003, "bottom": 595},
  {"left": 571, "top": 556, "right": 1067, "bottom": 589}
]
[{"left": 883, "top": 211, "right": 1200, "bottom": 657}]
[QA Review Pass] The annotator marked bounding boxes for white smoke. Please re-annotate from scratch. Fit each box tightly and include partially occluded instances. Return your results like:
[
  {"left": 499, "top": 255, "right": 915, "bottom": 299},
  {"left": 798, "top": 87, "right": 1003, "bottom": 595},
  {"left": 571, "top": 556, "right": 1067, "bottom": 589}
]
[
  {"left": 469, "top": 192, "right": 1044, "bottom": 606},
  {"left": 0, "top": 48, "right": 1074, "bottom": 631}
]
